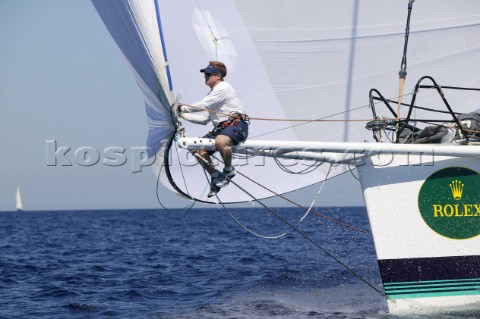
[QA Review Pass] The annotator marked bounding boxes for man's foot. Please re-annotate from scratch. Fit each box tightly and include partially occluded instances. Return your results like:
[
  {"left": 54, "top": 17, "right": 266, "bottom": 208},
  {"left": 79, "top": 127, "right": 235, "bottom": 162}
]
[
  {"left": 207, "top": 184, "right": 220, "bottom": 198},
  {"left": 214, "top": 167, "right": 236, "bottom": 188},
  {"left": 223, "top": 166, "right": 236, "bottom": 179},
  {"left": 211, "top": 171, "right": 223, "bottom": 187}
]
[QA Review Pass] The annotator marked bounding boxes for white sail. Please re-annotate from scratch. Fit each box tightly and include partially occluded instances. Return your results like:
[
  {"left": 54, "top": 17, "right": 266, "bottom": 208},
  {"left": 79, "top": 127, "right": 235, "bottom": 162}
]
[
  {"left": 92, "top": 0, "right": 480, "bottom": 204},
  {"left": 15, "top": 187, "right": 23, "bottom": 211},
  {"left": 92, "top": 0, "right": 480, "bottom": 313},
  {"left": 91, "top": 0, "right": 175, "bottom": 164}
]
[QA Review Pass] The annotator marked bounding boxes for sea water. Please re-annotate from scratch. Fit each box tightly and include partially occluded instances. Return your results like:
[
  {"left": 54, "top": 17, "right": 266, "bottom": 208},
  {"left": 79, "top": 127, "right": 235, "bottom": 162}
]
[{"left": 1, "top": 207, "right": 478, "bottom": 318}]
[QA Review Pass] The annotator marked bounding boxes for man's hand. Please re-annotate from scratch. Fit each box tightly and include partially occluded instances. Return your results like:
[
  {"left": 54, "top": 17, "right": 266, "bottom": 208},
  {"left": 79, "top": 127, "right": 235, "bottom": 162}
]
[
  {"left": 177, "top": 104, "right": 185, "bottom": 119},
  {"left": 177, "top": 103, "right": 184, "bottom": 113}
]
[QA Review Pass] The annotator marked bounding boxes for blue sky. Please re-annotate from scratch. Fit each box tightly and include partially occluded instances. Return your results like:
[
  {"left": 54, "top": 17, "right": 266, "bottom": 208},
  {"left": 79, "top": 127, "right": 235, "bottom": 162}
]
[{"left": 0, "top": 0, "right": 364, "bottom": 211}]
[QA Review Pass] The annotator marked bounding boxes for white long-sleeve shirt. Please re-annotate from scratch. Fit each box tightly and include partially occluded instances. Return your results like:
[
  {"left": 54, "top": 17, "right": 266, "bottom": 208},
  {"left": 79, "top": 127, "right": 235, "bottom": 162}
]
[{"left": 181, "top": 81, "right": 244, "bottom": 126}]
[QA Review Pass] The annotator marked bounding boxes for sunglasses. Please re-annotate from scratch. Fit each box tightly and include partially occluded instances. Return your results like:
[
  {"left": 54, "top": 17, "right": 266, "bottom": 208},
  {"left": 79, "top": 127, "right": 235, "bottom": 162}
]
[{"left": 204, "top": 73, "right": 220, "bottom": 77}]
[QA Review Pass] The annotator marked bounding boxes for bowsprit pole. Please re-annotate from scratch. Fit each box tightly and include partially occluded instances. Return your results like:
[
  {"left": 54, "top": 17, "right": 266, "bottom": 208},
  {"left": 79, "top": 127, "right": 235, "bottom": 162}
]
[{"left": 396, "top": 0, "right": 415, "bottom": 142}]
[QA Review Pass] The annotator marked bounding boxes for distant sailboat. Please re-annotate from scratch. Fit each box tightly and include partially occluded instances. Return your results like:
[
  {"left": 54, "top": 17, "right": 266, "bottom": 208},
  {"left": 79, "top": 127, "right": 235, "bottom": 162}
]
[{"left": 16, "top": 187, "right": 23, "bottom": 211}]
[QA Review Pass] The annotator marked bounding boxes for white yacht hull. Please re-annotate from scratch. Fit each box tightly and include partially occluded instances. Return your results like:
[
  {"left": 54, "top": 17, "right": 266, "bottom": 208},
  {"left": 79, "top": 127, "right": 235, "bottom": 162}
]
[{"left": 357, "top": 153, "right": 480, "bottom": 314}]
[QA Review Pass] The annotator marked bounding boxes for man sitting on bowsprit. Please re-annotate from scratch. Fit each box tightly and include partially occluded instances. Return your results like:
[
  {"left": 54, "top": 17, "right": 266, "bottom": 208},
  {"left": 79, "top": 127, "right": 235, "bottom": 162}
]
[{"left": 178, "top": 61, "right": 249, "bottom": 198}]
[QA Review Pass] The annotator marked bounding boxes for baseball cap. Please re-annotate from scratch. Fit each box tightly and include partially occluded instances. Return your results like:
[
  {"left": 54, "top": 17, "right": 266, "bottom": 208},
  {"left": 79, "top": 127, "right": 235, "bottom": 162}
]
[{"left": 200, "top": 64, "right": 225, "bottom": 76}]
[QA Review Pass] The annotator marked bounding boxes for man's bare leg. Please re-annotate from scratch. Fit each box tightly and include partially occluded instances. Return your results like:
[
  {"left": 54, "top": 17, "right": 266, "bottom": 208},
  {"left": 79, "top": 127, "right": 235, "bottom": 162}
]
[
  {"left": 195, "top": 150, "right": 224, "bottom": 197},
  {"left": 214, "top": 135, "right": 233, "bottom": 167},
  {"left": 195, "top": 150, "right": 217, "bottom": 175},
  {"left": 213, "top": 135, "right": 236, "bottom": 188}
]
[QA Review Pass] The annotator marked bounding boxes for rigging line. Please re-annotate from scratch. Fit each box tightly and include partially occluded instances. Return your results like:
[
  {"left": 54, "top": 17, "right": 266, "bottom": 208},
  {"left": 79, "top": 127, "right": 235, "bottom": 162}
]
[
  {"left": 250, "top": 104, "right": 371, "bottom": 138},
  {"left": 189, "top": 156, "right": 377, "bottom": 286},
  {"left": 227, "top": 177, "right": 385, "bottom": 297},
  {"left": 248, "top": 91, "right": 408, "bottom": 135},
  {"left": 167, "top": 105, "right": 192, "bottom": 195},
  {"left": 180, "top": 91, "right": 408, "bottom": 143},
  {"left": 155, "top": 138, "right": 198, "bottom": 212},
  {"left": 194, "top": 153, "right": 288, "bottom": 238},
  {"left": 155, "top": 105, "right": 200, "bottom": 212},
  {"left": 238, "top": 166, "right": 370, "bottom": 235},
  {"left": 218, "top": 195, "right": 291, "bottom": 239},
  {"left": 173, "top": 138, "right": 193, "bottom": 196},
  {"left": 300, "top": 164, "right": 332, "bottom": 223},
  {"left": 250, "top": 118, "right": 375, "bottom": 122},
  {"left": 196, "top": 152, "right": 366, "bottom": 238},
  {"left": 274, "top": 158, "right": 322, "bottom": 175},
  {"left": 348, "top": 164, "right": 360, "bottom": 181},
  {"left": 155, "top": 160, "right": 196, "bottom": 212},
  {"left": 380, "top": 97, "right": 461, "bottom": 115},
  {"left": 273, "top": 153, "right": 323, "bottom": 175},
  {"left": 179, "top": 102, "right": 376, "bottom": 123},
  {"left": 248, "top": 92, "right": 414, "bottom": 139},
  {"left": 194, "top": 0, "right": 219, "bottom": 59},
  {"left": 170, "top": 142, "right": 211, "bottom": 215},
  {"left": 210, "top": 154, "right": 370, "bottom": 235},
  {"left": 195, "top": 152, "right": 379, "bottom": 292},
  {"left": 229, "top": 162, "right": 333, "bottom": 239},
  {"left": 155, "top": 162, "right": 170, "bottom": 210}
]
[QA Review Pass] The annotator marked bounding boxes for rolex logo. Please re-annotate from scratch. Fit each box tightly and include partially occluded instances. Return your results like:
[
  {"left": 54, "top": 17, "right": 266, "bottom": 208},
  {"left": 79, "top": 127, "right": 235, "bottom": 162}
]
[
  {"left": 449, "top": 179, "right": 464, "bottom": 200},
  {"left": 420, "top": 167, "right": 480, "bottom": 240}
]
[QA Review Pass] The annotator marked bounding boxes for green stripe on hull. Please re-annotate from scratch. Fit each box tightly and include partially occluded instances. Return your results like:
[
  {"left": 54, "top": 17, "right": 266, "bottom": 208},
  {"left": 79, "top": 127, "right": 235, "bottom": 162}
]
[
  {"left": 384, "top": 278, "right": 480, "bottom": 287},
  {"left": 388, "top": 289, "right": 480, "bottom": 299},
  {"left": 384, "top": 279, "right": 480, "bottom": 299}
]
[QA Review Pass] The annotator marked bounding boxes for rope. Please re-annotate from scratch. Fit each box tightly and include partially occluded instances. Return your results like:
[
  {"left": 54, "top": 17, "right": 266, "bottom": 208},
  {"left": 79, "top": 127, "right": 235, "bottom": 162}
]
[
  {"left": 154, "top": 102, "right": 211, "bottom": 211},
  {"left": 182, "top": 101, "right": 468, "bottom": 125},
  {"left": 228, "top": 163, "right": 332, "bottom": 239},
  {"left": 180, "top": 102, "right": 389, "bottom": 123},
  {"left": 192, "top": 150, "right": 370, "bottom": 236},
  {"left": 250, "top": 118, "right": 376, "bottom": 122},
  {"left": 300, "top": 164, "right": 333, "bottom": 223},
  {"left": 211, "top": 179, "right": 384, "bottom": 298},
  {"left": 274, "top": 158, "right": 322, "bottom": 175},
  {"left": 154, "top": 160, "right": 197, "bottom": 212},
  {"left": 192, "top": 155, "right": 382, "bottom": 296},
  {"left": 237, "top": 167, "right": 371, "bottom": 235},
  {"left": 194, "top": 0, "right": 218, "bottom": 59},
  {"left": 227, "top": 177, "right": 385, "bottom": 297},
  {"left": 209, "top": 155, "right": 371, "bottom": 235}
]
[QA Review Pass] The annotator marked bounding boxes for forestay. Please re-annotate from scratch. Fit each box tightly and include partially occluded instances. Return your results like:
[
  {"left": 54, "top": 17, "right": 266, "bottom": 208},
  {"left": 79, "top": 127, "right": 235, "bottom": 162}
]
[{"left": 92, "top": 0, "right": 480, "bottom": 203}]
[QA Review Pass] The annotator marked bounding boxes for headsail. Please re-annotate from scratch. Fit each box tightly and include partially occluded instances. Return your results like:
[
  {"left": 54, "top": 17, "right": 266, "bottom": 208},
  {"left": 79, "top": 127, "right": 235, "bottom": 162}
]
[
  {"left": 91, "top": 0, "right": 174, "bottom": 158},
  {"left": 92, "top": 0, "right": 480, "bottom": 204}
]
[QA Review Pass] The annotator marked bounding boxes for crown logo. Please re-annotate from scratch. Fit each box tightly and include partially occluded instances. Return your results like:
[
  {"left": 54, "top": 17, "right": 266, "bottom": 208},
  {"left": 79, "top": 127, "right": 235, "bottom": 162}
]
[{"left": 449, "top": 179, "right": 464, "bottom": 200}]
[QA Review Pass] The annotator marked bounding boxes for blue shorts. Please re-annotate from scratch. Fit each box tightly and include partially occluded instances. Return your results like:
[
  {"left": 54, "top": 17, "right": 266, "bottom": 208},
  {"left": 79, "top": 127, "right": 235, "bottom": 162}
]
[{"left": 203, "top": 120, "right": 249, "bottom": 149}]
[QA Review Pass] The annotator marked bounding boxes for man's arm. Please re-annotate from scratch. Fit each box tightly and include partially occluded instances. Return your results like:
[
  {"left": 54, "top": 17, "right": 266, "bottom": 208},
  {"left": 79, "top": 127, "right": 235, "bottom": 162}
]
[
  {"left": 180, "top": 103, "right": 204, "bottom": 113},
  {"left": 180, "top": 109, "right": 210, "bottom": 125}
]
